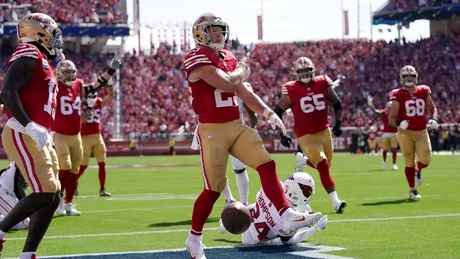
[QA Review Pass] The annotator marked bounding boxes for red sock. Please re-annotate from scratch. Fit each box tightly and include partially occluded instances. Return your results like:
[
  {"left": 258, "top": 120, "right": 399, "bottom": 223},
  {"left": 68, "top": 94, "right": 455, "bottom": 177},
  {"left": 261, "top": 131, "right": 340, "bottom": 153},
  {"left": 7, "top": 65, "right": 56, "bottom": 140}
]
[
  {"left": 317, "top": 160, "right": 335, "bottom": 190},
  {"left": 382, "top": 151, "right": 387, "bottom": 162},
  {"left": 77, "top": 165, "right": 88, "bottom": 181},
  {"left": 416, "top": 162, "right": 428, "bottom": 171},
  {"left": 64, "top": 173, "right": 78, "bottom": 203},
  {"left": 405, "top": 166, "right": 415, "bottom": 188},
  {"left": 190, "top": 189, "right": 220, "bottom": 235},
  {"left": 256, "top": 160, "right": 290, "bottom": 215},
  {"left": 307, "top": 160, "right": 317, "bottom": 169},
  {"left": 98, "top": 162, "right": 106, "bottom": 188},
  {"left": 58, "top": 170, "right": 70, "bottom": 192},
  {"left": 392, "top": 149, "right": 397, "bottom": 164}
]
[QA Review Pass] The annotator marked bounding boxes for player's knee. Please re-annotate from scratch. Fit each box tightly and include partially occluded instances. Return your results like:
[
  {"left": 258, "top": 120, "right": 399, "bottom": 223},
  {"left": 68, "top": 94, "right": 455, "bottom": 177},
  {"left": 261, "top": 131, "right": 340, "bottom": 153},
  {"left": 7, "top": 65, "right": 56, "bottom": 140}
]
[
  {"left": 234, "top": 168, "right": 246, "bottom": 174},
  {"left": 211, "top": 177, "right": 227, "bottom": 193},
  {"left": 405, "top": 160, "right": 416, "bottom": 167}
]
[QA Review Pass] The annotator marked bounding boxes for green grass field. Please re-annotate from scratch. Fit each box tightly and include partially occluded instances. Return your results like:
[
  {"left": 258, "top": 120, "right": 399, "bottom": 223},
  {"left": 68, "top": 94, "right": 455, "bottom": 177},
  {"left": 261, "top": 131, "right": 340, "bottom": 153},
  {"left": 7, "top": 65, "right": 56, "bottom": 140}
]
[{"left": 1, "top": 153, "right": 459, "bottom": 258}]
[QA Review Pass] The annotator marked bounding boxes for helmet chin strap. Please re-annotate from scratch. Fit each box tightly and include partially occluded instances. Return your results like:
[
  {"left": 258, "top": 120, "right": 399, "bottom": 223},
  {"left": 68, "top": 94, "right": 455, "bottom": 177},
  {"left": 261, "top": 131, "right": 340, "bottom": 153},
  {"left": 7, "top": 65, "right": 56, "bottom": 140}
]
[
  {"left": 65, "top": 80, "right": 75, "bottom": 86},
  {"left": 300, "top": 78, "right": 311, "bottom": 83}
]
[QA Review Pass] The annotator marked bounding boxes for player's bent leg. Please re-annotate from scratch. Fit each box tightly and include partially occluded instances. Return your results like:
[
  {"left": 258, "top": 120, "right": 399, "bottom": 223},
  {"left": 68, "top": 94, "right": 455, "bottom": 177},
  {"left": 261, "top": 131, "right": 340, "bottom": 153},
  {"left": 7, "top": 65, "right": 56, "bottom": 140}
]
[
  {"left": 414, "top": 130, "right": 432, "bottom": 187},
  {"left": 230, "top": 155, "right": 249, "bottom": 205},
  {"left": 62, "top": 135, "right": 82, "bottom": 216},
  {"left": 381, "top": 138, "right": 391, "bottom": 169},
  {"left": 94, "top": 136, "right": 110, "bottom": 196},
  {"left": 390, "top": 136, "right": 399, "bottom": 169},
  {"left": 398, "top": 130, "right": 420, "bottom": 199},
  {"left": 78, "top": 135, "right": 93, "bottom": 181}
]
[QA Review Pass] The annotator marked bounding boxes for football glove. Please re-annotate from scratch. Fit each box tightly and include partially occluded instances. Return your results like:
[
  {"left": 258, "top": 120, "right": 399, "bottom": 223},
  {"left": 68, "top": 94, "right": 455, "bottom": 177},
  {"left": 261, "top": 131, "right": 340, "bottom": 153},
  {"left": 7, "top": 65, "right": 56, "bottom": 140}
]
[
  {"left": 25, "top": 122, "right": 51, "bottom": 151},
  {"left": 110, "top": 54, "right": 123, "bottom": 70},
  {"left": 397, "top": 120, "right": 409, "bottom": 130},
  {"left": 367, "top": 95, "right": 373, "bottom": 106},
  {"left": 280, "top": 132, "right": 292, "bottom": 148},
  {"left": 332, "top": 120, "right": 343, "bottom": 137},
  {"left": 264, "top": 108, "right": 287, "bottom": 136},
  {"left": 428, "top": 119, "right": 438, "bottom": 130}
]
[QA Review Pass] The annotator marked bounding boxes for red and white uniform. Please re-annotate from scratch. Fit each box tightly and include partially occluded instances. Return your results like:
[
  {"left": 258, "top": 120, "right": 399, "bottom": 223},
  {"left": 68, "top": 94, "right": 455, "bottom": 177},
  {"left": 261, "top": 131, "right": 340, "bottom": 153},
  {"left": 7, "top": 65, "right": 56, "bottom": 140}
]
[
  {"left": 51, "top": 79, "right": 83, "bottom": 135},
  {"left": 184, "top": 47, "right": 239, "bottom": 123},
  {"left": 242, "top": 183, "right": 286, "bottom": 245},
  {"left": 377, "top": 129, "right": 383, "bottom": 141},
  {"left": 282, "top": 76, "right": 332, "bottom": 137},
  {"left": 390, "top": 85, "right": 431, "bottom": 131},
  {"left": 368, "top": 129, "right": 377, "bottom": 141},
  {"left": 380, "top": 109, "right": 398, "bottom": 138},
  {"left": 81, "top": 98, "right": 102, "bottom": 136},
  {"left": 5, "top": 43, "right": 58, "bottom": 133}
]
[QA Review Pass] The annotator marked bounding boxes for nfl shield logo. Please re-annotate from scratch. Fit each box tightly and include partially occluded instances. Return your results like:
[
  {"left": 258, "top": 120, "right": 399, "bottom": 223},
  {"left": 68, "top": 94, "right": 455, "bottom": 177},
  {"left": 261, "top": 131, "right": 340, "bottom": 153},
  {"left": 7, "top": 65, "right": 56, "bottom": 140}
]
[{"left": 42, "top": 59, "right": 49, "bottom": 69}]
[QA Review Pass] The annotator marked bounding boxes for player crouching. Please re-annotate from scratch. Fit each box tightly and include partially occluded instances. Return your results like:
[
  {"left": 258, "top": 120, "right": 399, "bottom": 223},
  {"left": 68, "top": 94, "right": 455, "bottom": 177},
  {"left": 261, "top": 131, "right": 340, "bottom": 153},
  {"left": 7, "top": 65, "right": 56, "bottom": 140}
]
[{"left": 219, "top": 172, "right": 327, "bottom": 245}]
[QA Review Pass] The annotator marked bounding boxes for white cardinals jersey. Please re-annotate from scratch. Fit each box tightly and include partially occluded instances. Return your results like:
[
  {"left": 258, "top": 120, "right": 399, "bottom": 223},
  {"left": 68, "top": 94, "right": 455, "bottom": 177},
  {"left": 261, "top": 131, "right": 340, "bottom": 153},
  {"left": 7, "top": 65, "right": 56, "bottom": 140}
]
[
  {"left": 0, "top": 162, "right": 16, "bottom": 193},
  {"left": 242, "top": 183, "right": 286, "bottom": 245}
]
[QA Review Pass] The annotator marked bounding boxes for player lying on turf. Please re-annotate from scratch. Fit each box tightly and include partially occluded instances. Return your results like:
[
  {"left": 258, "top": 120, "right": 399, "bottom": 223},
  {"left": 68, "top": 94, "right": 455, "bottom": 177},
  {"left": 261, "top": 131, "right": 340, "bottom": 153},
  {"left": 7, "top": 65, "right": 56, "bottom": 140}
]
[
  {"left": 219, "top": 172, "right": 327, "bottom": 245},
  {"left": 0, "top": 162, "right": 30, "bottom": 230}
]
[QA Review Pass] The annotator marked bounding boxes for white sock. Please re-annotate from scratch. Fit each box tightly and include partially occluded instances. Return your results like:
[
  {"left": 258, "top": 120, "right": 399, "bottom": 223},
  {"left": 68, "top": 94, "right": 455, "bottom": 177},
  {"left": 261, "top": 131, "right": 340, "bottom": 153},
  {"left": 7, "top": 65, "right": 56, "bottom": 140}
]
[
  {"left": 0, "top": 230, "right": 6, "bottom": 239},
  {"left": 236, "top": 170, "right": 249, "bottom": 205},
  {"left": 328, "top": 191, "right": 340, "bottom": 204},
  {"left": 222, "top": 177, "right": 234, "bottom": 203},
  {"left": 19, "top": 252, "right": 35, "bottom": 259}
]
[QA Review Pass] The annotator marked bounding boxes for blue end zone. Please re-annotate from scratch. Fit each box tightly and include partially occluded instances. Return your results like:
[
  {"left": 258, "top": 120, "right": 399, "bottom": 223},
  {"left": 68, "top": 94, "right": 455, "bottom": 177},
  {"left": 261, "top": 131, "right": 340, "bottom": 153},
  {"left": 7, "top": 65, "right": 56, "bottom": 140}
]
[{"left": 6, "top": 244, "right": 354, "bottom": 259}]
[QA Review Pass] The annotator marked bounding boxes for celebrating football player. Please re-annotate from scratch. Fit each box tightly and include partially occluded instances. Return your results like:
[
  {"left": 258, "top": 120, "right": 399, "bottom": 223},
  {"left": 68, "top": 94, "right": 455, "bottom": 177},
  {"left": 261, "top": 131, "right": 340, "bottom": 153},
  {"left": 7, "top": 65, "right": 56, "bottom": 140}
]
[
  {"left": 0, "top": 162, "right": 30, "bottom": 230},
  {"left": 221, "top": 82, "right": 257, "bottom": 206},
  {"left": 183, "top": 13, "right": 320, "bottom": 259},
  {"left": 388, "top": 65, "right": 438, "bottom": 200},
  {"left": 219, "top": 172, "right": 326, "bottom": 245},
  {"left": 0, "top": 13, "right": 63, "bottom": 258},
  {"left": 275, "top": 57, "right": 346, "bottom": 213},
  {"left": 77, "top": 85, "right": 115, "bottom": 197},
  {"left": 53, "top": 56, "right": 122, "bottom": 216},
  {"left": 368, "top": 96, "right": 399, "bottom": 170}
]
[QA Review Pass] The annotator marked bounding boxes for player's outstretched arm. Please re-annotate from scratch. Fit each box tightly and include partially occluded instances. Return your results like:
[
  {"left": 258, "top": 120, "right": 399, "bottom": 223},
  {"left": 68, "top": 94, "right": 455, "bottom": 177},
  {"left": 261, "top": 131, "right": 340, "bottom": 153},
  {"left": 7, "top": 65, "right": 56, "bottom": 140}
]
[
  {"left": 281, "top": 215, "right": 328, "bottom": 245},
  {"left": 83, "top": 54, "right": 122, "bottom": 96},
  {"left": 367, "top": 96, "right": 383, "bottom": 114},
  {"left": 327, "top": 87, "right": 343, "bottom": 136},
  {"left": 190, "top": 64, "right": 249, "bottom": 92},
  {"left": 426, "top": 95, "right": 438, "bottom": 121},
  {"left": 101, "top": 85, "right": 115, "bottom": 107},
  {"left": 274, "top": 93, "right": 293, "bottom": 147},
  {"left": 0, "top": 58, "right": 36, "bottom": 127},
  {"left": 388, "top": 100, "right": 400, "bottom": 128},
  {"left": 242, "top": 83, "right": 258, "bottom": 128}
]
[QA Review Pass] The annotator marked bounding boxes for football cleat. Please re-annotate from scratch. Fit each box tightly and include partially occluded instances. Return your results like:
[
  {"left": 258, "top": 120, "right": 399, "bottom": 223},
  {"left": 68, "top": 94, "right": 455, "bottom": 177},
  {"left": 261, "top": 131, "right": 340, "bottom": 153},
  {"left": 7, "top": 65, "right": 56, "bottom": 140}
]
[
  {"left": 279, "top": 208, "right": 322, "bottom": 236},
  {"left": 392, "top": 164, "right": 398, "bottom": 170},
  {"left": 415, "top": 169, "right": 423, "bottom": 186},
  {"left": 409, "top": 189, "right": 421, "bottom": 200},
  {"left": 185, "top": 235, "right": 207, "bottom": 259},
  {"left": 65, "top": 203, "right": 81, "bottom": 216},
  {"left": 334, "top": 200, "right": 347, "bottom": 214},
  {"left": 55, "top": 199, "right": 67, "bottom": 216},
  {"left": 99, "top": 188, "right": 111, "bottom": 197},
  {"left": 381, "top": 161, "right": 387, "bottom": 169}
]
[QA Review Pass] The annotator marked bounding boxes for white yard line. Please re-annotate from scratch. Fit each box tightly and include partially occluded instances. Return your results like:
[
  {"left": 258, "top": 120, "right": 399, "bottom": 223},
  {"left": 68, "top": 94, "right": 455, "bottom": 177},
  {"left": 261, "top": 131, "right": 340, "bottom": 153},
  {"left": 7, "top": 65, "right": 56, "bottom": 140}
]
[{"left": 6, "top": 213, "right": 460, "bottom": 241}]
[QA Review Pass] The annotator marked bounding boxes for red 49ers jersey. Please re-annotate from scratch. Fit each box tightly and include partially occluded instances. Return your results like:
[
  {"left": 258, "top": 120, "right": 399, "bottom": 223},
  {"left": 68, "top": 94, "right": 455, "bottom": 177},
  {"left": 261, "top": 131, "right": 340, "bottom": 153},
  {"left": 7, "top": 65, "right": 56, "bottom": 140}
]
[
  {"left": 368, "top": 129, "right": 377, "bottom": 140},
  {"left": 51, "top": 79, "right": 83, "bottom": 135},
  {"left": 184, "top": 47, "right": 240, "bottom": 123},
  {"left": 81, "top": 98, "right": 102, "bottom": 136},
  {"left": 283, "top": 76, "right": 332, "bottom": 137},
  {"left": 380, "top": 109, "right": 397, "bottom": 133},
  {"left": 390, "top": 85, "right": 431, "bottom": 131},
  {"left": 5, "top": 43, "right": 58, "bottom": 130}
]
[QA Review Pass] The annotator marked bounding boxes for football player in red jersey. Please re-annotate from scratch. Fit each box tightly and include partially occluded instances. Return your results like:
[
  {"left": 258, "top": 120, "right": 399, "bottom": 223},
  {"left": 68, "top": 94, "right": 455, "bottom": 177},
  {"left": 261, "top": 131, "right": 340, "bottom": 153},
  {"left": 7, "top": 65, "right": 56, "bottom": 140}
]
[
  {"left": 368, "top": 96, "right": 399, "bottom": 170},
  {"left": 0, "top": 13, "right": 64, "bottom": 258},
  {"left": 77, "top": 86, "right": 115, "bottom": 197},
  {"left": 183, "top": 13, "right": 322, "bottom": 259},
  {"left": 389, "top": 65, "right": 438, "bottom": 200},
  {"left": 52, "top": 56, "right": 122, "bottom": 216},
  {"left": 367, "top": 125, "right": 378, "bottom": 154},
  {"left": 275, "top": 57, "right": 346, "bottom": 213}
]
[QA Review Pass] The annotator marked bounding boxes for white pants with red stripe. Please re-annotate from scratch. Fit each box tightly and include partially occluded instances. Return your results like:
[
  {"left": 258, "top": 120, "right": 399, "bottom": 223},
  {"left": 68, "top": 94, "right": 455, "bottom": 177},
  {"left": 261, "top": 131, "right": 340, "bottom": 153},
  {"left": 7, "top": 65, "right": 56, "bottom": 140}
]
[{"left": 0, "top": 185, "right": 29, "bottom": 230}]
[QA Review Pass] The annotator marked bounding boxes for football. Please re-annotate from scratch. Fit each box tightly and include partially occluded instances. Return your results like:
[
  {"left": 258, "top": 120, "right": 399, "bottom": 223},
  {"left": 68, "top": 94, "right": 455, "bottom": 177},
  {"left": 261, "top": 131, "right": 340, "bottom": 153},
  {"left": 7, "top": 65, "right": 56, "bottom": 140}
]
[{"left": 220, "top": 201, "right": 251, "bottom": 235}]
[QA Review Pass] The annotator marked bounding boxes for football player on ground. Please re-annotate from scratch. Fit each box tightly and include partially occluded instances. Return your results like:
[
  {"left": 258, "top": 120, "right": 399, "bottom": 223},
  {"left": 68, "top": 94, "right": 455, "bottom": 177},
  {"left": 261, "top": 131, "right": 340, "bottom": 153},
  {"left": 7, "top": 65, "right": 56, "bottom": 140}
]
[
  {"left": 0, "top": 13, "right": 63, "bottom": 258},
  {"left": 77, "top": 86, "right": 115, "bottom": 197},
  {"left": 275, "top": 57, "right": 346, "bottom": 213},
  {"left": 219, "top": 172, "right": 327, "bottom": 245},
  {"left": 368, "top": 96, "right": 399, "bottom": 170},
  {"left": 388, "top": 65, "right": 438, "bottom": 200},
  {"left": 183, "top": 13, "right": 321, "bottom": 259},
  {"left": 221, "top": 82, "right": 257, "bottom": 206},
  {"left": 0, "top": 162, "right": 29, "bottom": 230},
  {"left": 53, "top": 56, "right": 122, "bottom": 216}
]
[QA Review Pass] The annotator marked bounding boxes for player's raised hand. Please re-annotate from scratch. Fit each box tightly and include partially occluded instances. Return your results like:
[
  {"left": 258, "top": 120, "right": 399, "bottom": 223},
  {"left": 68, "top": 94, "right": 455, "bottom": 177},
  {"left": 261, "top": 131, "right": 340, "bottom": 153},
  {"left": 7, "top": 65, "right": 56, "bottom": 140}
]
[
  {"left": 265, "top": 109, "right": 287, "bottom": 136},
  {"left": 110, "top": 54, "right": 123, "bottom": 70},
  {"left": 280, "top": 133, "right": 292, "bottom": 148},
  {"left": 367, "top": 95, "right": 373, "bottom": 106}
]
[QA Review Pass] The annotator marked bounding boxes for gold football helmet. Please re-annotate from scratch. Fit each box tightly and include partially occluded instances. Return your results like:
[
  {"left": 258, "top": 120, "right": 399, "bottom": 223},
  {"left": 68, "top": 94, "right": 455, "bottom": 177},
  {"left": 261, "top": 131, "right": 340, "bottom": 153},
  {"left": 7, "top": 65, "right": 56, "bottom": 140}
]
[
  {"left": 56, "top": 60, "right": 77, "bottom": 87},
  {"left": 293, "top": 57, "right": 315, "bottom": 83},
  {"left": 17, "top": 13, "right": 64, "bottom": 59},
  {"left": 192, "top": 13, "right": 229, "bottom": 51},
  {"left": 399, "top": 65, "right": 418, "bottom": 87}
]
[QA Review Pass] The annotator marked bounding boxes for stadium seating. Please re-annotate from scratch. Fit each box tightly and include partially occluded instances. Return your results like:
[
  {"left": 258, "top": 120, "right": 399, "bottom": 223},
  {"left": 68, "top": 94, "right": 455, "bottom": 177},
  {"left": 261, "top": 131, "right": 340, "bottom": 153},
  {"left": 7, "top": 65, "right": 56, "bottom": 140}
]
[{"left": 1, "top": 32, "right": 459, "bottom": 138}]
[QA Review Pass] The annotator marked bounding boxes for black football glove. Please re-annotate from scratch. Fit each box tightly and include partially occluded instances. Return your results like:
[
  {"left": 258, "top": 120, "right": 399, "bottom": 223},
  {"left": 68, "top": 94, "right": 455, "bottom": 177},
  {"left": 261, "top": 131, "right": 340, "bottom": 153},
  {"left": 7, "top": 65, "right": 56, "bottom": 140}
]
[
  {"left": 332, "top": 120, "right": 343, "bottom": 137},
  {"left": 280, "top": 133, "right": 293, "bottom": 147}
]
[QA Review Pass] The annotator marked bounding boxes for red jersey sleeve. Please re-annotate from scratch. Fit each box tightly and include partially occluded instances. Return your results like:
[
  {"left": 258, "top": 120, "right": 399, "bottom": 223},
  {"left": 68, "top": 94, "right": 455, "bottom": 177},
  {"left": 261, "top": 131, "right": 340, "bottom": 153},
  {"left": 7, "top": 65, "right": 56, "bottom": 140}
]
[
  {"left": 389, "top": 89, "right": 398, "bottom": 101},
  {"left": 8, "top": 43, "right": 40, "bottom": 64},
  {"left": 183, "top": 49, "right": 213, "bottom": 78}
]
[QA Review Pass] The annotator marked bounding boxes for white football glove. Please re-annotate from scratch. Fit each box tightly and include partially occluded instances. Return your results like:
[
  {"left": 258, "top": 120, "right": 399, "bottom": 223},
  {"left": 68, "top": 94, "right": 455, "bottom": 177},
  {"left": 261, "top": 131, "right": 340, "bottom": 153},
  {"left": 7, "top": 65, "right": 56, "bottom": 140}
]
[
  {"left": 295, "top": 204, "right": 312, "bottom": 213},
  {"left": 264, "top": 108, "right": 287, "bottom": 136},
  {"left": 110, "top": 54, "right": 123, "bottom": 70},
  {"left": 398, "top": 120, "right": 409, "bottom": 130},
  {"left": 367, "top": 95, "right": 373, "bottom": 106},
  {"left": 237, "top": 62, "right": 251, "bottom": 81},
  {"left": 313, "top": 215, "right": 328, "bottom": 232},
  {"left": 428, "top": 119, "right": 439, "bottom": 130},
  {"left": 282, "top": 216, "right": 328, "bottom": 245},
  {"left": 87, "top": 97, "right": 97, "bottom": 108},
  {"left": 25, "top": 122, "right": 51, "bottom": 151}
]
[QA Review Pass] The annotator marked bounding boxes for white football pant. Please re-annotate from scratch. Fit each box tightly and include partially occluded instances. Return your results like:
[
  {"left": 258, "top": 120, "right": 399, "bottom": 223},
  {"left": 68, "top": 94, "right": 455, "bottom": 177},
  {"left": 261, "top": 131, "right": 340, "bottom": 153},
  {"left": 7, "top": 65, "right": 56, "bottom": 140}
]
[{"left": 0, "top": 186, "right": 29, "bottom": 230}]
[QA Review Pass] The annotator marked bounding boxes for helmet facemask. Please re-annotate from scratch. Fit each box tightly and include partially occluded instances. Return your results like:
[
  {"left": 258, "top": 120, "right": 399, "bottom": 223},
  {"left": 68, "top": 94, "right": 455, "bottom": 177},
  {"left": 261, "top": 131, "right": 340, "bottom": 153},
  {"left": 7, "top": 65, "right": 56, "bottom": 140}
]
[
  {"left": 56, "top": 60, "right": 77, "bottom": 87},
  {"left": 399, "top": 65, "right": 418, "bottom": 88},
  {"left": 295, "top": 67, "right": 314, "bottom": 83},
  {"left": 192, "top": 14, "right": 229, "bottom": 51}
]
